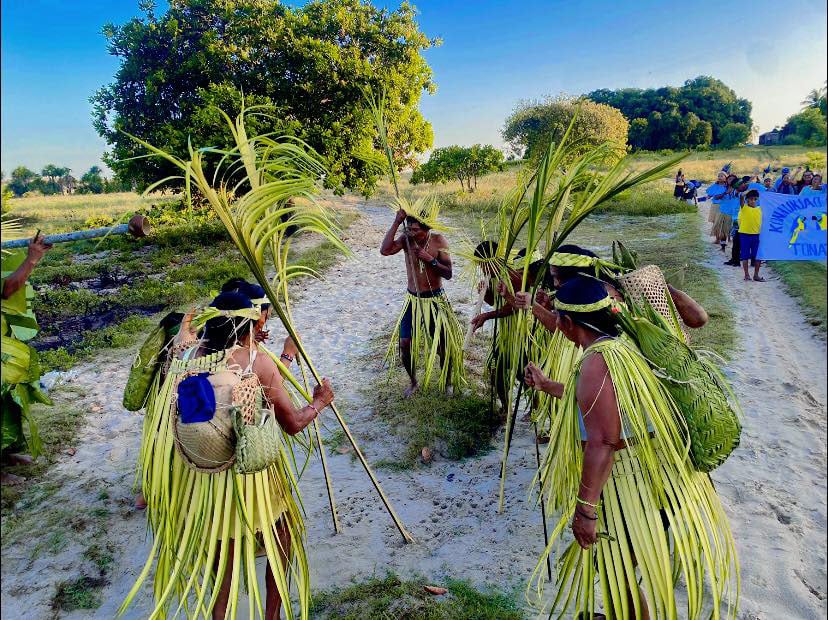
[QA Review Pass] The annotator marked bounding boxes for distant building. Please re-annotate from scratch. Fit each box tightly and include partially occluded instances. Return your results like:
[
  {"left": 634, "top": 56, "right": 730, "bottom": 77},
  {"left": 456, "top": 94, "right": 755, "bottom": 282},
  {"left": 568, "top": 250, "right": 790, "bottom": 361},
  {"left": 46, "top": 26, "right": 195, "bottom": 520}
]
[{"left": 759, "top": 130, "right": 782, "bottom": 146}]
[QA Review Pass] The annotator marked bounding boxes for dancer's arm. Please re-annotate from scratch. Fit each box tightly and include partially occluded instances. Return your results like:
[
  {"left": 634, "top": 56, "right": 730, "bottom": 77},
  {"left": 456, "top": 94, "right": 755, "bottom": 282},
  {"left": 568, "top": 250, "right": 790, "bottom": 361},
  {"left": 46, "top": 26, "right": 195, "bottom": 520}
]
[
  {"left": 254, "top": 352, "right": 334, "bottom": 435},
  {"left": 380, "top": 209, "right": 406, "bottom": 256},
  {"left": 572, "top": 352, "right": 620, "bottom": 549},
  {"left": 2, "top": 233, "right": 51, "bottom": 299},
  {"left": 523, "top": 362, "right": 564, "bottom": 398},
  {"left": 667, "top": 285, "right": 708, "bottom": 328},
  {"left": 512, "top": 290, "right": 558, "bottom": 333}
]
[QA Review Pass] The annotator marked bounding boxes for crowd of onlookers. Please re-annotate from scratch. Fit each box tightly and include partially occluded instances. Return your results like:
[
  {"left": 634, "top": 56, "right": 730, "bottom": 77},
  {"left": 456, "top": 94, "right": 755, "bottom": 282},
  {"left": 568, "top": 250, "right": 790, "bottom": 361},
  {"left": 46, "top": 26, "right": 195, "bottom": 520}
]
[{"left": 672, "top": 166, "right": 826, "bottom": 283}]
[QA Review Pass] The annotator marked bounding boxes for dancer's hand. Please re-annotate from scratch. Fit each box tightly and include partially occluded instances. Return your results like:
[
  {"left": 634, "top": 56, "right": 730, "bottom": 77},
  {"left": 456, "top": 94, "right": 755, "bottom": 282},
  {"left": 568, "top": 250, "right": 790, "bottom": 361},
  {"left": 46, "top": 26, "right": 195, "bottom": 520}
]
[
  {"left": 524, "top": 362, "right": 564, "bottom": 397},
  {"left": 535, "top": 289, "right": 551, "bottom": 308},
  {"left": 255, "top": 329, "right": 270, "bottom": 343},
  {"left": 394, "top": 209, "right": 407, "bottom": 225},
  {"left": 572, "top": 510, "right": 598, "bottom": 549},
  {"left": 312, "top": 379, "right": 334, "bottom": 409},
  {"left": 470, "top": 313, "right": 489, "bottom": 333},
  {"left": 412, "top": 247, "right": 434, "bottom": 263},
  {"left": 496, "top": 281, "right": 515, "bottom": 305},
  {"left": 513, "top": 291, "right": 532, "bottom": 311},
  {"left": 26, "top": 232, "right": 52, "bottom": 264}
]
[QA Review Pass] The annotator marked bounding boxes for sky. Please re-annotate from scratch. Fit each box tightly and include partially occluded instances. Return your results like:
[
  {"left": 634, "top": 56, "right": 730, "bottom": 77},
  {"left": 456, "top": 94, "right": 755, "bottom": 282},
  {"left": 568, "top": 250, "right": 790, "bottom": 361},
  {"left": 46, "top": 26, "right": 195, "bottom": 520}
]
[{"left": 2, "top": 0, "right": 827, "bottom": 176}]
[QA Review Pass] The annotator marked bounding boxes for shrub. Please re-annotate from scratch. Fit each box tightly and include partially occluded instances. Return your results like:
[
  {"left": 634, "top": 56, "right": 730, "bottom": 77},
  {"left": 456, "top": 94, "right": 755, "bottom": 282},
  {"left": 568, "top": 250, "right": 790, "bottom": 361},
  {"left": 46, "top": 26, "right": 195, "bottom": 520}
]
[{"left": 503, "top": 96, "right": 629, "bottom": 163}]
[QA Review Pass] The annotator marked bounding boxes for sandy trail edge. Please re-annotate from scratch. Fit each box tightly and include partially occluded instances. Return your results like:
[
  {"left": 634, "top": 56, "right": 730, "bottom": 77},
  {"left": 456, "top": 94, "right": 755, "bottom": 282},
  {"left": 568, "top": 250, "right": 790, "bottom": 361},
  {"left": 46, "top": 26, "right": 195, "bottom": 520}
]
[
  {"left": 695, "top": 200, "right": 827, "bottom": 619},
  {"left": 1, "top": 198, "right": 825, "bottom": 619}
]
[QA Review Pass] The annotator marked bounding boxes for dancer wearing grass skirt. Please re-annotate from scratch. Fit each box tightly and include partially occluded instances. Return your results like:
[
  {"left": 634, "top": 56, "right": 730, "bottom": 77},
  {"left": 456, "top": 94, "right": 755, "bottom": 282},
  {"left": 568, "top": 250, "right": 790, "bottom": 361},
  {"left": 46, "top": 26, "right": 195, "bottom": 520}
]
[
  {"left": 525, "top": 277, "right": 738, "bottom": 619},
  {"left": 122, "top": 291, "right": 334, "bottom": 620},
  {"left": 381, "top": 205, "right": 464, "bottom": 397}
]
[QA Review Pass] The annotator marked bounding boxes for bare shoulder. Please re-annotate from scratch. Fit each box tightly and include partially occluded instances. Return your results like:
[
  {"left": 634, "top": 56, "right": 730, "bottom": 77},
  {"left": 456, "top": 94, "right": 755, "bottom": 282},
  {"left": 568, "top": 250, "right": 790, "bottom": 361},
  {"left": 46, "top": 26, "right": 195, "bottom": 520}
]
[
  {"left": 576, "top": 351, "right": 609, "bottom": 400},
  {"left": 431, "top": 233, "right": 450, "bottom": 249}
]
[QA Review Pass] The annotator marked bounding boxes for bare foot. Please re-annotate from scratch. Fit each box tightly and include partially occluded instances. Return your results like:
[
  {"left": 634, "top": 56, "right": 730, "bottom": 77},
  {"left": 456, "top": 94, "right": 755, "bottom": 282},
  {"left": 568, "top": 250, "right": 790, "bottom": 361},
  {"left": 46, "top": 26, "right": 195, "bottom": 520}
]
[
  {"left": 445, "top": 385, "right": 454, "bottom": 397},
  {"left": 404, "top": 383, "right": 419, "bottom": 399},
  {"left": 536, "top": 434, "right": 550, "bottom": 445},
  {"left": 6, "top": 453, "right": 34, "bottom": 466},
  {"left": 753, "top": 276, "right": 766, "bottom": 282},
  {"left": 1, "top": 471, "right": 26, "bottom": 486},
  {"left": 744, "top": 275, "right": 751, "bottom": 281},
  {"left": 135, "top": 493, "right": 147, "bottom": 510}
]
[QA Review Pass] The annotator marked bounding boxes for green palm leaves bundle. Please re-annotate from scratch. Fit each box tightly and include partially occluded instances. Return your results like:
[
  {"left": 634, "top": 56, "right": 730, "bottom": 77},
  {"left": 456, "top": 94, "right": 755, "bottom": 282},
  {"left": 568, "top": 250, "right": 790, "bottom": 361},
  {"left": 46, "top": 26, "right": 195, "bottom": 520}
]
[
  {"left": 616, "top": 302, "right": 742, "bottom": 472},
  {"left": 492, "top": 116, "right": 687, "bottom": 509}
]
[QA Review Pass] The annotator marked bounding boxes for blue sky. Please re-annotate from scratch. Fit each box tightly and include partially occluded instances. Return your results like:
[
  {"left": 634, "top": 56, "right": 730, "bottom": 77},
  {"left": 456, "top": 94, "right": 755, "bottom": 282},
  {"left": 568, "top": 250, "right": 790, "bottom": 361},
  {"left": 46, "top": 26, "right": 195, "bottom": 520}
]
[{"left": 2, "top": 0, "right": 826, "bottom": 176}]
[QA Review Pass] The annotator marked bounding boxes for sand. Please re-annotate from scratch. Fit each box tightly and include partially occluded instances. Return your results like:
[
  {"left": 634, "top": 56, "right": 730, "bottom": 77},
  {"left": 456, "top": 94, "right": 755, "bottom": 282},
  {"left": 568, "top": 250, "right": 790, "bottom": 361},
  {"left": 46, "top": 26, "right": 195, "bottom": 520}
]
[{"left": 1, "top": 197, "right": 825, "bottom": 619}]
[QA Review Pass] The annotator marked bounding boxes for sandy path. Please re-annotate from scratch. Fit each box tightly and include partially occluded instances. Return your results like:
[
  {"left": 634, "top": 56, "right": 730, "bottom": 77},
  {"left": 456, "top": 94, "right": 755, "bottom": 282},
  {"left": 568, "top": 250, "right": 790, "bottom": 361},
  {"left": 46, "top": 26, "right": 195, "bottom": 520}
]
[
  {"left": 696, "top": 201, "right": 827, "bottom": 619},
  {"left": 2, "top": 197, "right": 826, "bottom": 619}
]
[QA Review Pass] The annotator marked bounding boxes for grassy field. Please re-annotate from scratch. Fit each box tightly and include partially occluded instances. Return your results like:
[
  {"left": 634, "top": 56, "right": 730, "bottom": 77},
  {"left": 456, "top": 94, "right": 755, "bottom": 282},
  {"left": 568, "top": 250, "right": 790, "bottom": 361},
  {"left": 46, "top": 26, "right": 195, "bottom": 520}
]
[{"left": 5, "top": 191, "right": 167, "bottom": 234}]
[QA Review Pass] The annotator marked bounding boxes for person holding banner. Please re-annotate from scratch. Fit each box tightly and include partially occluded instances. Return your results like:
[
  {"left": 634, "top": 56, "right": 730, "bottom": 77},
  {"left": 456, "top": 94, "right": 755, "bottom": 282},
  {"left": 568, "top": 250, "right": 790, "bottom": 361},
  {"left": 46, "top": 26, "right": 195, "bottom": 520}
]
[
  {"left": 738, "top": 190, "right": 765, "bottom": 281},
  {"left": 799, "top": 173, "right": 826, "bottom": 197}
]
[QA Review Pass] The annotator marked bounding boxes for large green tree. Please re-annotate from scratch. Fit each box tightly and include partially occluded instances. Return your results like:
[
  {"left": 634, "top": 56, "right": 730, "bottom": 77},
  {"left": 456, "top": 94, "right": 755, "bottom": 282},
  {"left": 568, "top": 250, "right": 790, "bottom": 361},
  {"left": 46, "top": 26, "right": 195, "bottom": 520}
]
[
  {"left": 91, "top": 0, "right": 437, "bottom": 195},
  {"left": 79, "top": 166, "right": 106, "bottom": 194},
  {"left": 586, "top": 76, "right": 752, "bottom": 148},
  {"left": 502, "top": 96, "right": 629, "bottom": 163}
]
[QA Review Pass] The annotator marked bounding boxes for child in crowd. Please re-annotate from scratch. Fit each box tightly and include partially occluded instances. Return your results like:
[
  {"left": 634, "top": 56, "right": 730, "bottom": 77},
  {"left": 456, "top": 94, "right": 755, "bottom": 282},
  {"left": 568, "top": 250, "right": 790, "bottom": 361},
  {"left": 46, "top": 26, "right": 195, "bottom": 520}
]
[{"left": 738, "top": 189, "right": 764, "bottom": 282}]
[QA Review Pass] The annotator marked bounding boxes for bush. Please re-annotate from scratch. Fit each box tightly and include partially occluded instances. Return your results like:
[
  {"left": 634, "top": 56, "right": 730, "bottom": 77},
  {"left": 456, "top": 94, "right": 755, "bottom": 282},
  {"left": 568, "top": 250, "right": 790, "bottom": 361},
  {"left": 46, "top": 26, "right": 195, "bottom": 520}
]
[{"left": 503, "top": 96, "right": 629, "bottom": 163}]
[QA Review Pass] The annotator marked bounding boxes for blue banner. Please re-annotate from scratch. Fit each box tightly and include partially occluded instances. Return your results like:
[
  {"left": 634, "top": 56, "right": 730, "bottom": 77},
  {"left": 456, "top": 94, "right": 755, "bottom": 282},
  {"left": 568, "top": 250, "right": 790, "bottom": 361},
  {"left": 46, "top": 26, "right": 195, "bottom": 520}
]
[{"left": 756, "top": 192, "right": 827, "bottom": 261}]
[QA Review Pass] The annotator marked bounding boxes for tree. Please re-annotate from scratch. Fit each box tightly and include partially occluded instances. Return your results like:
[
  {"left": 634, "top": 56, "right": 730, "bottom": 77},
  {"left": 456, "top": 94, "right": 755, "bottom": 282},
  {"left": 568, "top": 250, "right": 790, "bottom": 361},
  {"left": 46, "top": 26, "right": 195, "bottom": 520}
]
[
  {"left": 410, "top": 144, "right": 504, "bottom": 192},
  {"left": 718, "top": 123, "right": 751, "bottom": 148},
  {"left": 91, "top": 0, "right": 438, "bottom": 196},
  {"left": 781, "top": 107, "right": 827, "bottom": 146},
  {"left": 8, "top": 166, "right": 37, "bottom": 197},
  {"left": 587, "top": 76, "right": 751, "bottom": 147},
  {"left": 801, "top": 82, "right": 827, "bottom": 121},
  {"left": 502, "top": 96, "right": 628, "bottom": 163},
  {"left": 79, "top": 166, "right": 106, "bottom": 194}
]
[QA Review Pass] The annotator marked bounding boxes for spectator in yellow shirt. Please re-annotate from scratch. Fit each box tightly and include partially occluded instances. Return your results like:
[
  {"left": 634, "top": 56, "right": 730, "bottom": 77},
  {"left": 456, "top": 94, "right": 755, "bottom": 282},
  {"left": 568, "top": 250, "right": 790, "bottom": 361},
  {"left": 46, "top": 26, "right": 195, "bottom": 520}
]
[{"left": 738, "top": 189, "right": 764, "bottom": 281}]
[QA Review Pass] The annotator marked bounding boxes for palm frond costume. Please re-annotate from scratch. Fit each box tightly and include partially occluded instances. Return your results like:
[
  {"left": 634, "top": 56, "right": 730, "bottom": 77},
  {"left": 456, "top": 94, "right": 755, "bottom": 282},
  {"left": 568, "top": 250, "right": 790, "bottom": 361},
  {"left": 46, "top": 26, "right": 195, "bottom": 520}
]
[
  {"left": 531, "top": 283, "right": 739, "bottom": 619},
  {"left": 385, "top": 196, "right": 465, "bottom": 392}
]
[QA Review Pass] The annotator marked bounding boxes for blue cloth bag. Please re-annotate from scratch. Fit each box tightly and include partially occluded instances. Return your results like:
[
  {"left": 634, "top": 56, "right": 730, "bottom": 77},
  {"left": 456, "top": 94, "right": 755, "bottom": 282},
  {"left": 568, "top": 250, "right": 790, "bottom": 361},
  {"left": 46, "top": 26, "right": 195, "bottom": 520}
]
[{"left": 177, "top": 373, "right": 216, "bottom": 424}]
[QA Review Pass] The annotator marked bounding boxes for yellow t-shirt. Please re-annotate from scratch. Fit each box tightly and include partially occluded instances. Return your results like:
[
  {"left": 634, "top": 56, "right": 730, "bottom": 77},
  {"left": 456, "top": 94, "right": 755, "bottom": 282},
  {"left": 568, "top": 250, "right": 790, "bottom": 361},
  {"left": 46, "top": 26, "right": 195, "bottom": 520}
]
[{"left": 738, "top": 205, "right": 762, "bottom": 234}]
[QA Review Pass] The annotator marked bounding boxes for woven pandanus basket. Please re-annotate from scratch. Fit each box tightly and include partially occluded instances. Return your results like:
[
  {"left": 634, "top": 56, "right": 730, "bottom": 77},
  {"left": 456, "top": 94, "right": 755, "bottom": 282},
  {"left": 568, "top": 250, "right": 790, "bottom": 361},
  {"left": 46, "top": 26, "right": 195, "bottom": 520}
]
[{"left": 617, "top": 264, "right": 691, "bottom": 343}]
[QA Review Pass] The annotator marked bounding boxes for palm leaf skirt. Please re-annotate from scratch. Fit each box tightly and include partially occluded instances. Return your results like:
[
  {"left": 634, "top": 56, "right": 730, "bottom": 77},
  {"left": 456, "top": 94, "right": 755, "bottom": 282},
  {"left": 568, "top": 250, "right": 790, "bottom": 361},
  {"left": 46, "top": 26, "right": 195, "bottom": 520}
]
[
  {"left": 122, "top": 351, "right": 310, "bottom": 620},
  {"left": 386, "top": 292, "right": 465, "bottom": 391},
  {"left": 533, "top": 338, "right": 739, "bottom": 619}
]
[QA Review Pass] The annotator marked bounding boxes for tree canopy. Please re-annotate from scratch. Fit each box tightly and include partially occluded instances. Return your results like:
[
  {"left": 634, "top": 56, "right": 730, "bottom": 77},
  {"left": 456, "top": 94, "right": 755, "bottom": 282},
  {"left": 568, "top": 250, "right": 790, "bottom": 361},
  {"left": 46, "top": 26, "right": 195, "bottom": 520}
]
[
  {"left": 586, "top": 76, "right": 752, "bottom": 149},
  {"left": 781, "top": 107, "right": 827, "bottom": 146},
  {"left": 410, "top": 144, "right": 504, "bottom": 192},
  {"left": 502, "top": 97, "right": 628, "bottom": 163},
  {"left": 91, "top": 0, "right": 438, "bottom": 195}
]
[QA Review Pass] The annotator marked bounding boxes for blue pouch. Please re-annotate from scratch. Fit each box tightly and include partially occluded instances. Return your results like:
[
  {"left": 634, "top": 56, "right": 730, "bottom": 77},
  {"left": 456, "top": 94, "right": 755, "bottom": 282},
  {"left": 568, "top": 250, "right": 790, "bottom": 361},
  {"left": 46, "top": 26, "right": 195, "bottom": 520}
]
[{"left": 177, "top": 373, "right": 216, "bottom": 424}]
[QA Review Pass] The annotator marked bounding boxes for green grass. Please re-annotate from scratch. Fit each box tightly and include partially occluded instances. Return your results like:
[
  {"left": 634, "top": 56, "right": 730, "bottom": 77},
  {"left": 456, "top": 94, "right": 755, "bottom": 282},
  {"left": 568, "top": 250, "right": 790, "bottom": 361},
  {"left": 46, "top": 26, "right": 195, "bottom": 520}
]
[
  {"left": 26, "top": 209, "right": 358, "bottom": 372},
  {"left": 51, "top": 576, "right": 106, "bottom": 612},
  {"left": 594, "top": 183, "right": 697, "bottom": 217},
  {"left": 368, "top": 378, "right": 497, "bottom": 466},
  {"left": 310, "top": 574, "right": 525, "bottom": 620},
  {"left": 769, "top": 261, "right": 827, "bottom": 331},
  {"left": 5, "top": 191, "right": 170, "bottom": 235}
]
